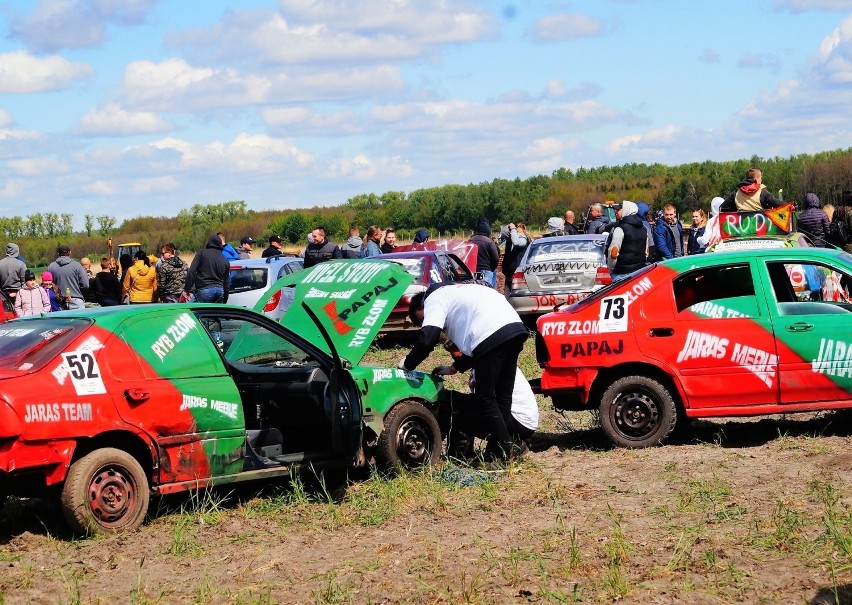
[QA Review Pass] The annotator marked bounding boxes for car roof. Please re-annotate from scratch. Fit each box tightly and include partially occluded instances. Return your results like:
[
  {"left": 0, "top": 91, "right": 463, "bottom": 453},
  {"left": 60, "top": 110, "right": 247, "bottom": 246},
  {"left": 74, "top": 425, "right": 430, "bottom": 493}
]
[
  {"left": 530, "top": 234, "right": 607, "bottom": 244},
  {"left": 662, "top": 245, "right": 849, "bottom": 268},
  {"left": 228, "top": 256, "right": 302, "bottom": 268}
]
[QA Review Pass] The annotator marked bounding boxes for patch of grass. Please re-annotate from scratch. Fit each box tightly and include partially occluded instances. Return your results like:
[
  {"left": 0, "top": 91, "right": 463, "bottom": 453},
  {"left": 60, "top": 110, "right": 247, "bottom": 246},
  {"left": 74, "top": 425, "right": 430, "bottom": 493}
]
[
  {"left": 311, "top": 571, "right": 355, "bottom": 604},
  {"left": 676, "top": 475, "right": 746, "bottom": 523},
  {"left": 600, "top": 507, "right": 632, "bottom": 600}
]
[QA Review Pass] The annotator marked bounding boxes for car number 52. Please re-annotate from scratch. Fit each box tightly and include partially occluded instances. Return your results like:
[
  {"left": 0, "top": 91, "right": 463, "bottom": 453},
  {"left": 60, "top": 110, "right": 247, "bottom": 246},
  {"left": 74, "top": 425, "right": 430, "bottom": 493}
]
[{"left": 61, "top": 351, "right": 107, "bottom": 395}]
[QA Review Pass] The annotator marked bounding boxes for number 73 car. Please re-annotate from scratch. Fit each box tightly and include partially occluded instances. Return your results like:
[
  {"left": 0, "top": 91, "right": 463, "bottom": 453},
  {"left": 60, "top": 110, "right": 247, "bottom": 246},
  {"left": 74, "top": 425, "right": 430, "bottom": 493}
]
[
  {"left": 535, "top": 247, "right": 852, "bottom": 448},
  {"left": 0, "top": 260, "right": 445, "bottom": 534}
]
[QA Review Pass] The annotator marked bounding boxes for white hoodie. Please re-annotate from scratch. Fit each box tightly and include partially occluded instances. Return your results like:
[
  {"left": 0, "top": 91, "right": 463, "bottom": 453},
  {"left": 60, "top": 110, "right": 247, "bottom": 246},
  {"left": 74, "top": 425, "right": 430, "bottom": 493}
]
[{"left": 697, "top": 197, "right": 725, "bottom": 248}]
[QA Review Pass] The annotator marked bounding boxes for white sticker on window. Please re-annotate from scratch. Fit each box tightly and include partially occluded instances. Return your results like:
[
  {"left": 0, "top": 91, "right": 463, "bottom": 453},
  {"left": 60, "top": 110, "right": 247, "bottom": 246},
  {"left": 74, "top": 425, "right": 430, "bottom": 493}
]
[
  {"left": 598, "top": 294, "right": 629, "bottom": 333},
  {"left": 60, "top": 351, "right": 106, "bottom": 395}
]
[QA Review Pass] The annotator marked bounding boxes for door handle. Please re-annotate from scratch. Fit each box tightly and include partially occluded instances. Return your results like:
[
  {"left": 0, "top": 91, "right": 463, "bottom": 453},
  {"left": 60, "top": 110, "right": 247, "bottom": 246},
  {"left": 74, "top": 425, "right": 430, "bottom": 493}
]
[
  {"left": 786, "top": 322, "right": 814, "bottom": 332},
  {"left": 124, "top": 388, "right": 150, "bottom": 403},
  {"left": 648, "top": 327, "right": 674, "bottom": 337}
]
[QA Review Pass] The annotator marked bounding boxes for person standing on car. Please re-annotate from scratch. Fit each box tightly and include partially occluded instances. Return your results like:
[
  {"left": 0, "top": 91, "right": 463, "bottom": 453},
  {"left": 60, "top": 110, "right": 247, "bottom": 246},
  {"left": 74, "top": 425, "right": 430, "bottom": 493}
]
[
  {"left": 48, "top": 245, "right": 89, "bottom": 310},
  {"left": 468, "top": 217, "right": 500, "bottom": 288},
  {"left": 607, "top": 201, "right": 648, "bottom": 281},
  {"left": 402, "top": 283, "right": 528, "bottom": 462},
  {"left": 262, "top": 235, "right": 284, "bottom": 258},
  {"left": 341, "top": 226, "right": 362, "bottom": 259},
  {"left": 360, "top": 225, "right": 383, "bottom": 258},
  {"left": 498, "top": 222, "right": 529, "bottom": 297},
  {"left": 797, "top": 193, "right": 831, "bottom": 247},
  {"left": 157, "top": 243, "right": 188, "bottom": 303},
  {"left": 586, "top": 203, "right": 610, "bottom": 234},
  {"left": 185, "top": 234, "right": 230, "bottom": 303},
  {"left": 720, "top": 167, "right": 784, "bottom": 212},
  {"left": 653, "top": 204, "right": 684, "bottom": 260},
  {"left": 303, "top": 226, "right": 342, "bottom": 268},
  {"left": 687, "top": 209, "right": 708, "bottom": 255}
]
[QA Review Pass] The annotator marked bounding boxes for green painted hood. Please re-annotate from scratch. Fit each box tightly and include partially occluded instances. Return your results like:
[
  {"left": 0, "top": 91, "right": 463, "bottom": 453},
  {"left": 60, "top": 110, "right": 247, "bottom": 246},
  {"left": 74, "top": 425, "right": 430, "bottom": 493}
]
[{"left": 255, "top": 260, "right": 414, "bottom": 365}]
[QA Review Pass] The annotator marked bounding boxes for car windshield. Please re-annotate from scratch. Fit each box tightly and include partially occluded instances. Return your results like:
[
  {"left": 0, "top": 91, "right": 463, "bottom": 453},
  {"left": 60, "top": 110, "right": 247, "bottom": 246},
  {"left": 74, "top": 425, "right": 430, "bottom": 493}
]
[
  {"left": 0, "top": 319, "right": 89, "bottom": 371},
  {"left": 229, "top": 267, "right": 267, "bottom": 293},
  {"left": 527, "top": 239, "right": 605, "bottom": 263}
]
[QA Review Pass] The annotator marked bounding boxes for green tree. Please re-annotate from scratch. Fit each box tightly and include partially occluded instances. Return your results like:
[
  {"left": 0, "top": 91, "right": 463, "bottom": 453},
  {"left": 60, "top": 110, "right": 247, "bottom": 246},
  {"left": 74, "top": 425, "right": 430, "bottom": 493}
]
[
  {"left": 97, "top": 215, "right": 117, "bottom": 236},
  {"left": 84, "top": 214, "right": 94, "bottom": 237},
  {"left": 269, "top": 213, "right": 309, "bottom": 244}
]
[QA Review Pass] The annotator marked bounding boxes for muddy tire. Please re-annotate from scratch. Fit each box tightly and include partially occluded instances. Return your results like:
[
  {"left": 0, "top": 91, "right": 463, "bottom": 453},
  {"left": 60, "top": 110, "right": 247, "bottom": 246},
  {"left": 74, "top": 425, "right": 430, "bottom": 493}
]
[
  {"left": 378, "top": 401, "right": 442, "bottom": 469},
  {"left": 60, "top": 448, "right": 150, "bottom": 535},
  {"left": 600, "top": 376, "right": 677, "bottom": 448}
]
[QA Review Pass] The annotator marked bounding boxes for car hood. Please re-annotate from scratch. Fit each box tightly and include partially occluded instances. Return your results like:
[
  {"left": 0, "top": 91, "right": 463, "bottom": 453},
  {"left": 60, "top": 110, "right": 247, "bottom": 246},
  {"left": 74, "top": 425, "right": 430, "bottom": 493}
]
[{"left": 254, "top": 260, "right": 414, "bottom": 365}]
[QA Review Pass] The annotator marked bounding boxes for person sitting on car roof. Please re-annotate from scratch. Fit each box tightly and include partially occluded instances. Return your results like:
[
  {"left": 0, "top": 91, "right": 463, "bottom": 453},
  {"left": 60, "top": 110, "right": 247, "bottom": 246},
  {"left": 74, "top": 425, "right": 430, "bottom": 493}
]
[{"left": 720, "top": 167, "right": 784, "bottom": 213}]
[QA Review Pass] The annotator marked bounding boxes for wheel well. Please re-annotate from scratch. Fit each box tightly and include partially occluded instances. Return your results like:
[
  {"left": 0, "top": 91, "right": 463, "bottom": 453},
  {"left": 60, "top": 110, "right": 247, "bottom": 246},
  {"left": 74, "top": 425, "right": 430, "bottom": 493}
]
[
  {"left": 71, "top": 431, "right": 155, "bottom": 480},
  {"left": 590, "top": 363, "right": 683, "bottom": 410}
]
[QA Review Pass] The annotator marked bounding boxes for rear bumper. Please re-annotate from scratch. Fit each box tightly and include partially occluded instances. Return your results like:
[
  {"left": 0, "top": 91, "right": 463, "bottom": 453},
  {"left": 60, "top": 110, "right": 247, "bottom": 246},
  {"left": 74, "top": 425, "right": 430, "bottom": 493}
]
[{"left": 508, "top": 290, "right": 593, "bottom": 316}]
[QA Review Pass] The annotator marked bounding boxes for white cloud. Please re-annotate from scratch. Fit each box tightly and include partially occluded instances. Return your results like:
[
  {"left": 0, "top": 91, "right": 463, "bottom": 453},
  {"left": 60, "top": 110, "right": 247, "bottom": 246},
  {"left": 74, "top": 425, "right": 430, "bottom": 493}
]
[
  {"left": 76, "top": 104, "right": 174, "bottom": 136},
  {"left": 329, "top": 153, "right": 413, "bottom": 180},
  {"left": 150, "top": 133, "right": 313, "bottom": 172},
  {"left": 0, "top": 110, "right": 12, "bottom": 128},
  {"left": 528, "top": 13, "right": 604, "bottom": 42},
  {"left": 773, "top": 0, "right": 852, "bottom": 12},
  {"left": 5, "top": 157, "right": 70, "bottom": 176},
  {"left": 9, "top": 0, "right": 158, "bottom": 51},
  {"left": 0, "top": 50, "right": 94, "bottom": 93},
  {"left": 262, "top": 107, "right": 365, "bottom": 136},
  {"left": 737, "top": 53, "right": 782, "bottom": 72}
]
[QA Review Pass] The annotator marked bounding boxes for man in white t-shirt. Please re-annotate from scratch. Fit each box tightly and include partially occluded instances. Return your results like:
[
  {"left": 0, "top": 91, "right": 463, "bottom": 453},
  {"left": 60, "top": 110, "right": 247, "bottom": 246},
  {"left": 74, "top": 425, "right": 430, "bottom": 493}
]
[{"left": 402, "top": 283, "right": 528, "bottom": 460}]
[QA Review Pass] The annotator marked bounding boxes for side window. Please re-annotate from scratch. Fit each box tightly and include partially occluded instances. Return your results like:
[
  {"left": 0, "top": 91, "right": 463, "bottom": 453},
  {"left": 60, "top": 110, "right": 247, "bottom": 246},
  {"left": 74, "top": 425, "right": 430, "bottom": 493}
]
[
  {"left": 767, "top": 261, "right": 852, "bottom": 315},
  {"left": 277, "top": 260, "right": 304, "bottom": 279},
  {"left": 673, "top": 264, "right": 759, "bottom": 319},
  {"left": 197, "top": 313, "right": 316, "bottom": 367}
]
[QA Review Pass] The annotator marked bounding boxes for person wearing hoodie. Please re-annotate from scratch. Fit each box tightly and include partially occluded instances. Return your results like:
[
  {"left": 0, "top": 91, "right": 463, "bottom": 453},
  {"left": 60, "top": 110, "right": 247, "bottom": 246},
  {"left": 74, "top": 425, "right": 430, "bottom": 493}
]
[
  {"left": 341, "top": 226, "right": 363, "bottom": 259},
  {"left": 607, "top": 201, "right": 648, "bottom": 281},
  {"left": 14, "top": 270, "right": 50, "bottom": 317},
  {"left": 0, "top": 243, "right": 27, "bottom": 299},
  {"left": 360, "top": 226, "right": 383, "bottom": 258},
  {"left": 797, "top": 193, "right": 830, "bottom": 247},
  {"left": 468, "top": 217, "right": 500, "bottom": 288},
  {"left": 156, "top": 243, "right": 189, "bottom": 303},
  {"left": 721, "top": 167, "right": 784, "bottom": 212},
  {"left": 412, "top": 229, "right": 429, "bottom": 246},
  {"left": 697, "top": 197, "right": 725, "bottom": 249},
  {"left": 123, "top": 251, "right": 158, "bottom": 304},
  {"left": 47, "top": 245, "right": 89, "bottom": 310},
  {"left": 185, "top": 234, "right": 230, "bottom": 303}
]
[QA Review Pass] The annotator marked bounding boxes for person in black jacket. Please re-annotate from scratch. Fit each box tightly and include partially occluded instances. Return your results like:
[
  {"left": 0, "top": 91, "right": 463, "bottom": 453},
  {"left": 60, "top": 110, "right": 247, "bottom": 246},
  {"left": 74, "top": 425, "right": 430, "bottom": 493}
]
[
  {"left": 797, "top": 193, "right": 830, "bottom": 247},
  {"left": 303, "top": 226, "right": 342, "bottom": 268},
  {"left": 92, "top": 258, "right": 122, "bottom": 306},
  {"left": 184, "top": 234, "right": 230, "bottom": 303},
  {"left": 468, "top": 217, "right": 499, "bottom": 288}
]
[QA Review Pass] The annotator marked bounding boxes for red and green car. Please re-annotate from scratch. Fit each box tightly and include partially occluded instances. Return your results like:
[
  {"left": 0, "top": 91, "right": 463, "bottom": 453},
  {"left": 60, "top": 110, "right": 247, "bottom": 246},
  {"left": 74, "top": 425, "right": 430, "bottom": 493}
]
[
  {"left": 0, "top": 260, "right": 445, "bottom": 534},
  {"left": 535, "top": 247, "right": 852, "bottom": 448}
]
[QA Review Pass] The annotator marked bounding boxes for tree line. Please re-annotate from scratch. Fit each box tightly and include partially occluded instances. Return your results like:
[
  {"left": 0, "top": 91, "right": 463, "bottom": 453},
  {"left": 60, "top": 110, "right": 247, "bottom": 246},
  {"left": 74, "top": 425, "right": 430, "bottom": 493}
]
[{"left": 3, "top": 148, "right": 851, "bottom": 266}]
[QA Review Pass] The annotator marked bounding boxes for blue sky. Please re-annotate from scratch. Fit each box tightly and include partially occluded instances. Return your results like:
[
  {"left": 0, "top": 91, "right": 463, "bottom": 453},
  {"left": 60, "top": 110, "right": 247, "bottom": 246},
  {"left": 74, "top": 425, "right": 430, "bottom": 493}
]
[{"left": 1, "top": 0, "right": 851, "bottom": 226}]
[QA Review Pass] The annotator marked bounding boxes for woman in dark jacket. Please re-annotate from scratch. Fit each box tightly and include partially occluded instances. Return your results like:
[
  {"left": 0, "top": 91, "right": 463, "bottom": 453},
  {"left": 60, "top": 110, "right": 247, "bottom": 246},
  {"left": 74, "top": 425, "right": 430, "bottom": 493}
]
[
  {"left": 797, "top": 192, "right": 830, "bottom": 247},
  {"left": 687, "top": 209, "right": 707, "bottom": 255}
]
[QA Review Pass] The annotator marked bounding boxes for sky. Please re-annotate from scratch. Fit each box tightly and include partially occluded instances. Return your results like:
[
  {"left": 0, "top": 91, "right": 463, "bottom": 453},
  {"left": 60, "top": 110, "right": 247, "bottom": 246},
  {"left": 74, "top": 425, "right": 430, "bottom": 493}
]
[{"left": 1, "top": 0, "right": 852, "bottom": 227}]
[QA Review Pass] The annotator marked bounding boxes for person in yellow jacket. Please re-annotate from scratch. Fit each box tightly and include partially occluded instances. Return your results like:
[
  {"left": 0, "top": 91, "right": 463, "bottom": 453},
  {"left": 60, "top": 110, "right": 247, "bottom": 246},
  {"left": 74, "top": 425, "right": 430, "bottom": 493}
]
[{"left": 123, "top": 250, "right": 158, "bottom": 303}]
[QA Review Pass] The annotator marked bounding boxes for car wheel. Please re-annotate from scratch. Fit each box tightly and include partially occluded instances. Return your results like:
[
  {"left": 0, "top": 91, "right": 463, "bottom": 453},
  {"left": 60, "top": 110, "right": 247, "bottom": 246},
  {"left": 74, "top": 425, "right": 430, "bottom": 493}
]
[
  {"left": 378, "top": 401, "right": 442, "bottom": 469},
  {"left": 60, "top": 448, "right": 150, "bottom": 535},
  {"left": 600, "top": 376, "right": 677, "bottom": 448}
]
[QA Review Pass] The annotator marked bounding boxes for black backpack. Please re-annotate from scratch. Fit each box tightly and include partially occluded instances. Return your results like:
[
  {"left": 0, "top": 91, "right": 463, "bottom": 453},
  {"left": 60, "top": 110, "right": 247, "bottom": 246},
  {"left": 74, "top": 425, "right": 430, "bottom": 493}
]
[{"left": 828, "top": 219, "right": 848, "bottom": 247}]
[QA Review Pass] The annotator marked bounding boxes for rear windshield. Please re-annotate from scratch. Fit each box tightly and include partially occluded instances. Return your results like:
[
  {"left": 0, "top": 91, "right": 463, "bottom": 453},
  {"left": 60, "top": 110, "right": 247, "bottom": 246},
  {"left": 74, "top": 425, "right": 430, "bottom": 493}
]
[
  {"left": 229, "top": 268, "right": 268, "bottom": 293},
  {"left": 527, "top": 239, "right": 606, "bottom": 263},
  {"left": 386, "top": 258, "right": 427, "bottom": 284},
  {"left": 0, "top": 319, "right": 90, "bottom": 371}
]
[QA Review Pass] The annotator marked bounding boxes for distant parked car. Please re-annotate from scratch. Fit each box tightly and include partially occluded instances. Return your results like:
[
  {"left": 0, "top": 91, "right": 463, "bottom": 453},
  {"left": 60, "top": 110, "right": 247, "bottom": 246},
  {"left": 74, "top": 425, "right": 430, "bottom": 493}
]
[
  {"left": 227, "top": 255, "right": 303, "bottom": 313},
  {"left": 379, "top": 251, "right": 488, "bottom": 336},
  {"left": 508, "top": 234, "right": 610, "bottom": 326}
]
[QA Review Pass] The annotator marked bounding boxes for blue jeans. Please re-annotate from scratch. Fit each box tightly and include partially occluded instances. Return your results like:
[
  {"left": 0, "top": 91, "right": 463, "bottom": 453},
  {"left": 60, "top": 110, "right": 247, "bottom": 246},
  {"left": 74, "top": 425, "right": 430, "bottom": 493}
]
[
  {"left": 195, "top": 286, "right": 225, "bottom": 303},
  {"left": 481, "top": 270, "right": 497, "bottom": 288}
]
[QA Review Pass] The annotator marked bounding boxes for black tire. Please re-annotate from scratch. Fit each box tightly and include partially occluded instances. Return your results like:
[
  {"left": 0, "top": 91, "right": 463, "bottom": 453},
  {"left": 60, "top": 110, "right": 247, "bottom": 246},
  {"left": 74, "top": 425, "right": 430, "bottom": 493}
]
[
  {"left": 60, "top": 448, "right": 150, "bottom": 535},
  {"left": 378, "top": 401, "right": 442, "bottom": 469},
  {"left": 599, "top": 376, "right": 677, "bottom": 448}
]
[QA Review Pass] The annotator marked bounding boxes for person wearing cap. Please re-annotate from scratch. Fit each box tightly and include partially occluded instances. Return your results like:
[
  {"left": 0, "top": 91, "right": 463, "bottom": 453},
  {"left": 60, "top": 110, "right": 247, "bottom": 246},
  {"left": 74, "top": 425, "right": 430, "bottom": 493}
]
[
  {"left": 236, "top": 236, "right": 255, "bottom": 259},
  {"left": 541, "top": 217, "right": 564, "bottom": 238},
  {"left": 262, "top": 235, "right": 284, "bottom": 258},
  {"left": 607, "top": 201, "right": 648, "bottom": 281},
  {"left": 14, "top": 270, "right": 50, "bottom": 317},
  {"left": 0, "top": 243, "right": 27, "bottom": 299},
  {"left": 47, "top": 245, "right": 89, "bottom": 310}
]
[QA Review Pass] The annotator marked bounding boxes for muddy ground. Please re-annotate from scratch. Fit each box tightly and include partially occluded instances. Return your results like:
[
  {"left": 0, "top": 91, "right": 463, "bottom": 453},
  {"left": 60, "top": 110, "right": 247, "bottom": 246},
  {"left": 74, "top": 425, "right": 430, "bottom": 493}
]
[{"left": 1, "top": 340, "right": 851, "bottom": 604}]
